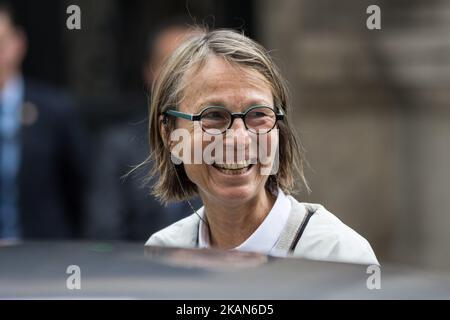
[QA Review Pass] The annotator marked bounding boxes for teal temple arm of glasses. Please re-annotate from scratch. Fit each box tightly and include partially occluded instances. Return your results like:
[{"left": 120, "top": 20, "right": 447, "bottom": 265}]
[{"left": 164, "top": 109, "right": 199, "bottom": 121}]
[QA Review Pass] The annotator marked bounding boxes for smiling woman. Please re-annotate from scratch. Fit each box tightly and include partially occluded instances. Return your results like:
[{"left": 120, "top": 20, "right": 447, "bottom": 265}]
[{"left": 144, "top": 28, "right": 379, "bottom": 266}]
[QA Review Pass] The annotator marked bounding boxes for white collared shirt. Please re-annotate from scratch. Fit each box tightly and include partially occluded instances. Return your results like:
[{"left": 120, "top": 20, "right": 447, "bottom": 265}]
[{"left": 198, "top": 188, "right": 292, "bottom": 254}]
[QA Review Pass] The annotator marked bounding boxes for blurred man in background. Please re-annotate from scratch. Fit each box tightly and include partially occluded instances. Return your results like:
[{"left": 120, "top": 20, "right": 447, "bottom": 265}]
[
  {"left": 0, "top": 2, "right": 88, "bottom": 241},
  {"left": 84, "top": 22, "right": 201, "bottom": 241}
]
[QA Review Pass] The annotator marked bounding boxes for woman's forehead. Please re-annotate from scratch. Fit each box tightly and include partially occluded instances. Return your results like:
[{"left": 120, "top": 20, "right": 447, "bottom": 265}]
[{"left": 181, "top": 56, "right": 273, "bottom": 111}]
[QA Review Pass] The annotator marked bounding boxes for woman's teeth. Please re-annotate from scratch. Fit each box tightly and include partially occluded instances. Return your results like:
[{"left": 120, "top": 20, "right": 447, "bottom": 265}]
[{"left": 213, "top": 161, "right": 253, "bottom": 174}]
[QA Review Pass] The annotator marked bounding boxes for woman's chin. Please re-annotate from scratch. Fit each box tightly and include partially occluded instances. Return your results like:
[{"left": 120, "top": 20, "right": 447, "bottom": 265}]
[{"left": 209, "top": 185, "right": 256, "bottom": 204}]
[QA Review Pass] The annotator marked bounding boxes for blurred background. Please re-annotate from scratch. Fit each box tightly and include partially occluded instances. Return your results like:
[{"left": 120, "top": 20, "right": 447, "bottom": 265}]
[{"left": 1, "top": 0, "right": 449, "bottom": 271}]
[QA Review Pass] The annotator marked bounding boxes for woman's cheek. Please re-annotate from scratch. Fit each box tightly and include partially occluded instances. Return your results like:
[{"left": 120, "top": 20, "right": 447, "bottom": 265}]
[{"left": 252, "top": 130, "right": 278, "bottom": 176}]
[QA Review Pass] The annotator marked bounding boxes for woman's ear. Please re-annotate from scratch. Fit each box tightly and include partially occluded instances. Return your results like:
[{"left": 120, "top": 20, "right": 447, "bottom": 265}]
[
  {"left": 159, "top": 114, "right": 174, "bottom": 150},
  {"left": 159, "top": 114, "right": 169, "bottom": 148},
  {"left": 159, "top": 115, "right": 182, "bottom": 164}
]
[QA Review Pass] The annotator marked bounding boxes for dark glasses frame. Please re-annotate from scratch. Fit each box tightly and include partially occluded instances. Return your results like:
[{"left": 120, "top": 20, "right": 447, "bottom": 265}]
[{"left": 162, "top": 105, "right": 285, "bottom": 135}]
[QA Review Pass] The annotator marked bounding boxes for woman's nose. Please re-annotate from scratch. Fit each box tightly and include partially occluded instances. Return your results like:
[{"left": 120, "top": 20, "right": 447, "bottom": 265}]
[{"left": 227, "top": 118, "right": 250, "bottom": 146}]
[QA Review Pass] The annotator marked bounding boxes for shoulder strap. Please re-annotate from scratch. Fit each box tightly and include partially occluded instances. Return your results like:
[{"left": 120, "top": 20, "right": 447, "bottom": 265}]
[
  {"left": 273, "top": 203, "right": 315, "bottom": 254},
  {"left": 288, "top": 210, "right": 315, "bottom": 253}
]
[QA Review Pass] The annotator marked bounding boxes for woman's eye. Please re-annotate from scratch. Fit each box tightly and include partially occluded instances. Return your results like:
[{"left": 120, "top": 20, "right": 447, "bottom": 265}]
[
  {"left": 253, "top": 112, "right": 266, "bottom": 117},
  {"left": 204, "top": 112, "right": 225, "bottom": 119},
  {"left": 248, "top": 111, "right": 268, "bottom": 118}
]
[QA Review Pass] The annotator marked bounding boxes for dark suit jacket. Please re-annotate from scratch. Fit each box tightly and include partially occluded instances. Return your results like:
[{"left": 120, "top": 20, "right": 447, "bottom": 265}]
[{"left": 19, "top": 80, "right": 88, "bottom": 238}]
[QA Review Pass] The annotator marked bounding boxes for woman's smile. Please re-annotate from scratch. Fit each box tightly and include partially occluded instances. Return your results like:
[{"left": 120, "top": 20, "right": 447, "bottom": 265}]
[{"left": 211, "top": 162, "right": 255, "bottom": 176}]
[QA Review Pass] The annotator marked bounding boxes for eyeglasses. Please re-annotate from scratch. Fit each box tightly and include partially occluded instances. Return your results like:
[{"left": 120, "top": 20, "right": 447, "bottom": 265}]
[{"left": 163, "top": 105, "right": 284, "bottom": 135}]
